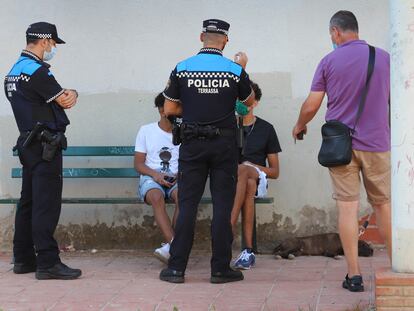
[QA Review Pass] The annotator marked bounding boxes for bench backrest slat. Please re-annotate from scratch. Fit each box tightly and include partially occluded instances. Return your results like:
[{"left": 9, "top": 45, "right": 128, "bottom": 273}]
[
  {"left": 12, "top": 168, "right": 139, "bottom": 178},
  {"left": 8, "top": 145, "right": 274, "bottom": 204}
]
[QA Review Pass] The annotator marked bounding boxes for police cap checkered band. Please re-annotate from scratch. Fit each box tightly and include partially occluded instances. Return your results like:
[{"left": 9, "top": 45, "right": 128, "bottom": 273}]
[
  {"left": 202, "top": 19, "right": 230, "bottom": 35},
  {"left": 26, "top": 22, "right": 65, "bottom": 44}
]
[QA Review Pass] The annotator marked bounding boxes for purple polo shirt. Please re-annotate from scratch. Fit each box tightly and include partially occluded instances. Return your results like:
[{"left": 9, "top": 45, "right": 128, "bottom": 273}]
[{"left": 311, "top": 40, "right": 390, "bottom": 152}]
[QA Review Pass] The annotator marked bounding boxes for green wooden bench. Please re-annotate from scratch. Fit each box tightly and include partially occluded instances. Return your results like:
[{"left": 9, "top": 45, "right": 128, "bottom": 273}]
[{"left": 0, "top": 146, "right": 274, "bottom": 252}]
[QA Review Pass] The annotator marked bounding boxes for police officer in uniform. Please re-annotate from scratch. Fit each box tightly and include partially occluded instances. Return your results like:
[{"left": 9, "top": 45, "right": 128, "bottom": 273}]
[
  {"left": 4, "top": 22, "right": 81, "bottom": 280},
  {"left": 160, "top": 19, "right": 255, "bottom": 283}
]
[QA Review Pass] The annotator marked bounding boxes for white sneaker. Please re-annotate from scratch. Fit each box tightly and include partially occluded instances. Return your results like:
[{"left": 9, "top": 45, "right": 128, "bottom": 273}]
[
  {"left": 233, "top": 249, "right": 256, "bottom": 270},
  {"left": 153, "top": 243, "right": 170, "bottom": 264}
]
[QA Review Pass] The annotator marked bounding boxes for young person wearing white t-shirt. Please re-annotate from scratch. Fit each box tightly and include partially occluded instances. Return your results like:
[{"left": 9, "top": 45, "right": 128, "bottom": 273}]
[{"left": 134, "top": 93, "right": 180, "bottom": 263}]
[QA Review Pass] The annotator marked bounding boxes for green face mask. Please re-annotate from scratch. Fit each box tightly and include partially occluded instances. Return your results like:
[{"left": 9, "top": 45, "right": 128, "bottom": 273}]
[{"left": 235, "top": 100, "right": 249, "bottom": 116}]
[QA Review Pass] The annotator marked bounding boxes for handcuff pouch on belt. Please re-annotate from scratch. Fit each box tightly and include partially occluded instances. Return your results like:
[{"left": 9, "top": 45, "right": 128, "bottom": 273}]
[{"left": 22, "top": 122, "right": 67, "bottom": 161}]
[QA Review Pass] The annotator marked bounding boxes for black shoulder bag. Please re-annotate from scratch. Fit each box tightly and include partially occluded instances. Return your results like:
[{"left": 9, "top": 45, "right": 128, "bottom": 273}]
[{"left": 317, "top": 45, "right": 376, "bottom": 167}]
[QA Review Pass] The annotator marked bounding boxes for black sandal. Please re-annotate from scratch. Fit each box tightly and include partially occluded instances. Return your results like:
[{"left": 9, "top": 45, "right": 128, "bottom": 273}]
[{"left": 342, "top": 274, "right": 364, "bottom": 292}]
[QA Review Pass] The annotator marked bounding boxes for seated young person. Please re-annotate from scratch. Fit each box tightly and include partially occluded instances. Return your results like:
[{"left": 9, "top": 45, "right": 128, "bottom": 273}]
[
  {"left": 134, "top": 93, "right": 180, "bottom": 263},
  {"left": 231, "top": 82, "right": 282, "bottom": 269}
]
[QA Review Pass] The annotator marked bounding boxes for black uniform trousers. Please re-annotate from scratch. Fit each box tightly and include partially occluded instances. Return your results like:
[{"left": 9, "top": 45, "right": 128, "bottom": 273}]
[
  {"left": 13, "top": 135, "right": 62, "bottom": 269},
  {"left": 169, "top": 135, "right": 238, "bottom": 273}
]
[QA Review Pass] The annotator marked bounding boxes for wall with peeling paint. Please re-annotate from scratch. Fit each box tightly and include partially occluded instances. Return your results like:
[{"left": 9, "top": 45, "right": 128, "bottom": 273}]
[{"left": 0, "top": 0, "right": 389, "bottom": 252}]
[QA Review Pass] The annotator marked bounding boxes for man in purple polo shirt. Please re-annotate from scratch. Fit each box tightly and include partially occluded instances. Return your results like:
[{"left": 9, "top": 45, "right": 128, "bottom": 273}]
[{"left": 292, "top": 11, "right": 391, "bottom": 293}]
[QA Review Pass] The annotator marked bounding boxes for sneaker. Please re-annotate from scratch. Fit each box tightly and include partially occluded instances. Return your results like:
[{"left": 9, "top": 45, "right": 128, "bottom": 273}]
[
  {"left": 342, "top": 274, "right": 364, "bottom": 292},
  {"left": 159, "top": 268, "right": 185, "bottom": 283},
  {"left": 233, "top": 249, "right": 256, "bottom": 270},
  {"left": 36, "top": 262, "right": 82, "bottom": 280},
  {"left": 154, "top": 243, "right": 170, "bottom": 264},
  {"left": 210, "top": 269, "right": 244, "bottom": 284}
]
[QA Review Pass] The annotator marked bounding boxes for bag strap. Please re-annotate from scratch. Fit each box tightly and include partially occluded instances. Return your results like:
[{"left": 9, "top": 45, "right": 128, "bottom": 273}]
[{"left": 352, "top": 45, "right": 376, "bottom": 133}]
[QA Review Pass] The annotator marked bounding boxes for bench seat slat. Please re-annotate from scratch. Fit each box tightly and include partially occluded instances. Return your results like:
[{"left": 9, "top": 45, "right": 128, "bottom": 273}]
[
  {"left": 0, "top": 197, "right": 273, "bottom": 205},
  {"left": 13, "top": 146, "right": 135, "bottom": 157}
]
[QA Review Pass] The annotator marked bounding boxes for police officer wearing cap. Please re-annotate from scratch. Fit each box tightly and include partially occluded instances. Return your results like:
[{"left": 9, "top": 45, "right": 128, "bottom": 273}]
[
  {"left": 4, "top": 22, "right": 81, "bottom": 280},
  {"left": 160, "top": 19, "right": 255, "bottom": 284}
]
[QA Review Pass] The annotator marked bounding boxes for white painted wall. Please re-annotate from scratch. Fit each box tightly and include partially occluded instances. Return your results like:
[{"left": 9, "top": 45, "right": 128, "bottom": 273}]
[
  {"left": 0, "top": 0, "right": 389, "bottom": 249},
  {"left": 390, "top": 0, "right": 414, "bottom": 273}
]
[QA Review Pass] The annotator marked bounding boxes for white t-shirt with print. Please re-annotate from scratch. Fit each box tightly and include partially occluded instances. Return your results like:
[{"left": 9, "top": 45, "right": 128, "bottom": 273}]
[{"left": 135, "top": 122, "right": 179, "bottom": 174}]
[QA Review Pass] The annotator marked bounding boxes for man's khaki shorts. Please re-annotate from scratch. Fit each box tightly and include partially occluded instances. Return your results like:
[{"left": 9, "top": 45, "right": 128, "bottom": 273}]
[{"left": 328, "top": 150, "right": 390, "bottom": 205}]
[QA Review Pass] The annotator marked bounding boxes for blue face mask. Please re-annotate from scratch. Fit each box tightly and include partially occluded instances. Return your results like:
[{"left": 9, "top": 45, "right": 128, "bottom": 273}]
[
  {"left": 332, "top": 43, "right": 338, "bottom": 50},
  {"left": 43, "top": 46, "right": 57, "bottom": 61}
]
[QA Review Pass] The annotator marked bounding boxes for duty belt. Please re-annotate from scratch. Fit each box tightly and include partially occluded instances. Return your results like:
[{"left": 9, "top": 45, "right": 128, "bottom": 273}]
[
  {"left": 19, "top": 127, "right": 67, "bottom": 150},
  {"left": 180, "top": 123, "right": 235, "bottom": 142}
]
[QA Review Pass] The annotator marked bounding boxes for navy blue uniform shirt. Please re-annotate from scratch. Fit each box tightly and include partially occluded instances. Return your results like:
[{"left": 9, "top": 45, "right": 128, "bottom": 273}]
[
  {"left": 4, "top": 50, "right": 70, "bottom": 132},
  {"left": 163, "top": 48, "right": 252, "bottom": 129}
]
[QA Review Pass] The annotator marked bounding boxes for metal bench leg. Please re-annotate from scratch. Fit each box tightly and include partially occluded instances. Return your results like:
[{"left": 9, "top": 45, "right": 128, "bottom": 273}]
[
  {"left": 252, "top": 205, "right": 258, "bottom": 253},
  {"left": 241, "top": 222, "right": 246, "bottom": 251},
  {"left": 241, "top": 203, "right": 258, "bottom": 253}
]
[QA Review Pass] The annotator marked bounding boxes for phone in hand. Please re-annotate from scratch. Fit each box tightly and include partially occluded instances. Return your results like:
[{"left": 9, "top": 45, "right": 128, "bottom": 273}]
[
  {"left": 297, "top": 130, "right": 305, "bottom": 140},
  {"left": 164, "top": 175, "right": 176, "bottom": 183},
  {"left": 294, "top": 130, "right": 306, "bottom": 144}
]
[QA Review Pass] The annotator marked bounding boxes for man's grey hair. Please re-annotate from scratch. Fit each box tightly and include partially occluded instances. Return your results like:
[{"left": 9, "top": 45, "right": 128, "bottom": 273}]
[{"left": 330, "top": 10, "right": 359, "bottom": 33}]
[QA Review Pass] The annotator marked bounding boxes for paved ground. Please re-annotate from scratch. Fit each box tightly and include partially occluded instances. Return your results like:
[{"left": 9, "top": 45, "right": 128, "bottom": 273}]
[{"left": 0, "top": 249, "right": 389, "bottom": 311}]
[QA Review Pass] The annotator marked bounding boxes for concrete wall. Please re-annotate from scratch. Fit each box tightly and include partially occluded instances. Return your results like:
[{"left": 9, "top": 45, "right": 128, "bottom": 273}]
[{"left": 0, "top": 0, "right": 389, "bottom": 252}]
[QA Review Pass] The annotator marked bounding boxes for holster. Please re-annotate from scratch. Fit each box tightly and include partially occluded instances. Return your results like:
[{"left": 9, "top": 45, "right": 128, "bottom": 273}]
[
  {"left": 20, "top": 125, "right": 67, "bottom": 162},
  {"left": 171, "top": 120, "right": 182, "bottom": 146},
  {"left": 41, "top": 131, "right": 67, "bottom": 162}
]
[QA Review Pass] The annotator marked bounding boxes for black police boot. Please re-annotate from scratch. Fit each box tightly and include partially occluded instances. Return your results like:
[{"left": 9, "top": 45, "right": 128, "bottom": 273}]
[
  {"left": 159, "top": 268, "right": 185, "bottom": 283},
  {"left": 210, "top": 269, "right": 244, "bottom": 284},
  {"left": 36, "top": 262, "right": 82, "bottom": 280},
  {"left": 13, "top": 260, "right": 37, "bottom": 274}
]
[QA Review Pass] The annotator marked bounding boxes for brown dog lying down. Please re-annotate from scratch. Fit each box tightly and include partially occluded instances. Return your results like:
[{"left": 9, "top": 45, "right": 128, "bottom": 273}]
[{"left": 273, "top": 233, "right": 373, "bottom": 259}]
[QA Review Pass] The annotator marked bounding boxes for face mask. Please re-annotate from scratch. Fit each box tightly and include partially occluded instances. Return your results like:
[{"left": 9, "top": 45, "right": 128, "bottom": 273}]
[
  {"left": 43, "top": 45, "right": 57, "bottom": 61},
  {"left": 332, "top": 43, "right": 338, "bottom": 50}
]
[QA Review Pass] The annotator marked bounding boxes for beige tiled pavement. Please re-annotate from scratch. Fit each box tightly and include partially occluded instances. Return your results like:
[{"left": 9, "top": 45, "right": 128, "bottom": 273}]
[{"left": 0, "top": 249, "right": 389, "bottom": 311}]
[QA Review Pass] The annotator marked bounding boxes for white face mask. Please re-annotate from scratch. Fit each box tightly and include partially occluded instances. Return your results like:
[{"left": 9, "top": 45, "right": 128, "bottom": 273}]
[{"left": 43, "top": 45, "right": 57, "bottom": 61}]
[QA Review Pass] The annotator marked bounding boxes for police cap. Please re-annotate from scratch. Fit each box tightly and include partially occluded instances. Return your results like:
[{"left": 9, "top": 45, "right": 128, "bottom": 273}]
[
  {"left": 202, "top": 19, "right": 230, "bottom": 36},
  {"left": 26, "top": 22, "right": 65, "bottom": 44}
]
